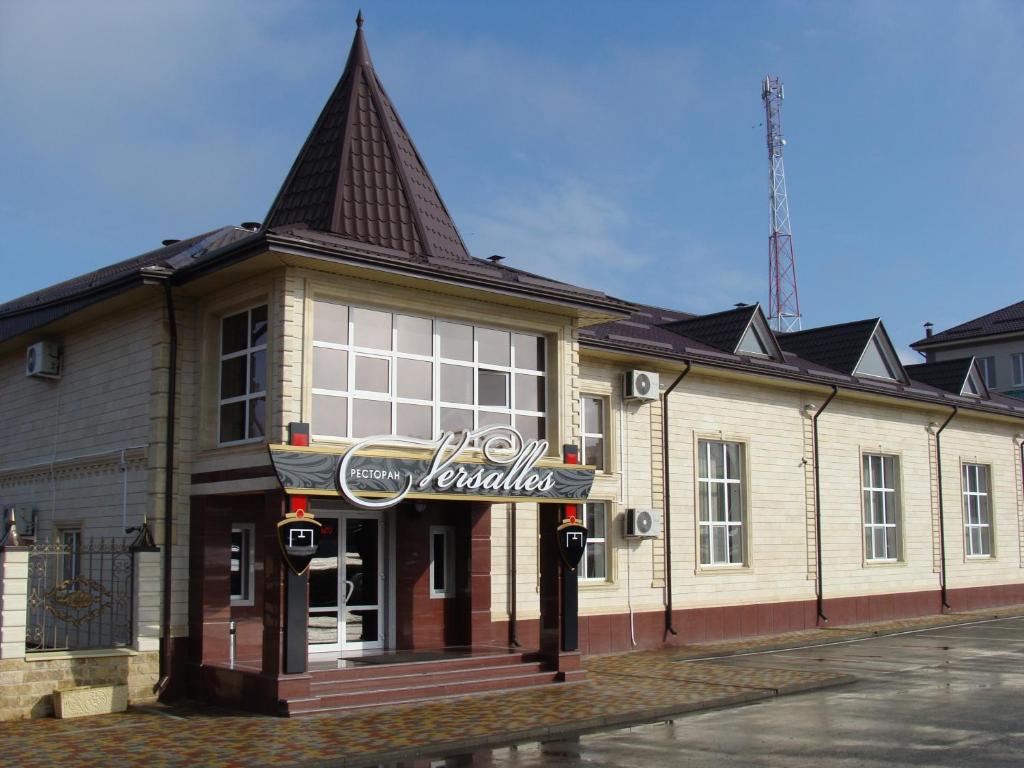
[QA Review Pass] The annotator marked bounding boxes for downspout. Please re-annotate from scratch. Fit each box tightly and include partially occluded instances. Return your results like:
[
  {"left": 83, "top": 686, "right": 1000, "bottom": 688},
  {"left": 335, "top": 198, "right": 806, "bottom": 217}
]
[
  {"left": 934, "top": 406, "right": 957, "bottom": 610},
  {"left": 812, "top": 386, "right": 838, "bottom": 624},
  {"left": 661, "top": 362, "right": 691, "bottom": 637},
  {"left": 158, "top": 281, "right": 178, "bottom": 693},
  {"left": 508, "top": 502, "right": 520, "bottom": 647}
]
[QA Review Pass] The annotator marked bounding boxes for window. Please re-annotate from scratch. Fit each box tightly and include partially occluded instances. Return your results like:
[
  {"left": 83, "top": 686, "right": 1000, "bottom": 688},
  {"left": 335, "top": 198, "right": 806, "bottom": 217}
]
[
  {"left": 429, "top": 526, "right": 455, "bottom": 598},
  {"left": 1012, "top": 353, "right": 1024, "bottom": 387},
  {"left": 856, "top": 333, "right": 900, "bottom": 381},
  {"left": 862, "top": 454, "right": 901, "bottom": 562},
  {"left": 737, "top": 324, "right": 770, "bottom": 357},
  {"left": 311, "top": 301, "right": 546, "bottom": 442},
  {"left": 962, "top": 463, "right": 993, "bottom": 557},
  {"left": 580, "top": 396, "right": 606, "bottom": 471},
  {"left": 977, "top": 357, "right": 997, "bottom": 389},
  {"left": 698, "top": 440, "right": 745, "bottom": 566},
  {"left": 230, "top": 524, "right": 255, "bottom": 605},
  {"left": 58, "top": 527, "right": 82, "bottom": 587},
  {"left": 219, "top": 305, "right": 268, "bottom": 444},
  {"left": 580, "top": 502, "right": 608, "bottom": 580}
]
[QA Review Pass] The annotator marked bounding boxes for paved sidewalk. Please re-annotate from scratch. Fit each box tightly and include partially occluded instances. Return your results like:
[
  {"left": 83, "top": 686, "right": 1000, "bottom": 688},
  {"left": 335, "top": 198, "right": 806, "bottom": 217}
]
[{"left": 4, "top": 606, "right": 1023, "bottom": 768}]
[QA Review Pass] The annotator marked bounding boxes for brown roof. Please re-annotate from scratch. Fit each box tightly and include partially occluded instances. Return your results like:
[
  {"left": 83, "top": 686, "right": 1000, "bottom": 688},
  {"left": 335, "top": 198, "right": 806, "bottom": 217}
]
[
  {"left": 912, "top": 299, "right": 1024, "bottom": 348},
  {"left": 582, "top": 305, "right": 1024, "bottom": 419},
  {"left": 264, "top": 13, "right": 472, "bottom": 264}
]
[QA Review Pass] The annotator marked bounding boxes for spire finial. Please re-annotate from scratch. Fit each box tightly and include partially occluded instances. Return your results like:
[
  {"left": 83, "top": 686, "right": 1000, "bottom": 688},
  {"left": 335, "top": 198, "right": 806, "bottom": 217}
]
[{"left": 356, "top": 9, "right": 364, "bottom": 28}]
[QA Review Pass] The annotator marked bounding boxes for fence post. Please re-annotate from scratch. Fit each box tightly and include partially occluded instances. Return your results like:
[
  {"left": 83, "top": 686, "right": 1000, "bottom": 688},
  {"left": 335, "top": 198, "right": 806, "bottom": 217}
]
[
  {"left": 0, "top": 547, "right": 29, "bottom": 660},
  {"left": 134, "top": 549, "right": 162, "bottom": 652}
]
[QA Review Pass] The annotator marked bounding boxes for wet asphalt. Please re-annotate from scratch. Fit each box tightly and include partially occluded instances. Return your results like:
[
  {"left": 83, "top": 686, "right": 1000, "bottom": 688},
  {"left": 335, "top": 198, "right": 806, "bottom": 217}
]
[{"left": 423, "top": 616, "right": 1024, "bottom": 767}]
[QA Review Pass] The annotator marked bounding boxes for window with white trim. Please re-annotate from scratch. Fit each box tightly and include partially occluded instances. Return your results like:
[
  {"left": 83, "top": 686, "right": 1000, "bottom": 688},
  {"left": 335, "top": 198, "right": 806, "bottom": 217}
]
[
  {"left": 698, "top": 440, "right": 745, "bottom": 566},
  {"left": 977, "top": 357, "right": 997, "bottom": 389},
  {"left": 862, "top": 454, "right": 901, "bottom": 562},
  {"left": 1012, "top": 353, "right": 1024, "bottom": 387},
  {"left": 580, "top": 396, "right": 606, "bottom": 471},
  {"left": 230, "top": 524, "right": 255, "bottom": 605},
  {"left": 310, "top": 300, "right": 546, "bottom": 441},
  {"left": 57, "top": 526, "right": 82, "bottom": 587},
  {"left": 580, "top": 502, "right": 608, "bottom": 580},
  {"left": 962, "top": 463, "right": 993, "bottom": 557},
  {"left": 219, "top": 305, "right": 268, "bottom": 444},
  {"left": 429, "top": 526, "right": 455, "bottom": 598}
]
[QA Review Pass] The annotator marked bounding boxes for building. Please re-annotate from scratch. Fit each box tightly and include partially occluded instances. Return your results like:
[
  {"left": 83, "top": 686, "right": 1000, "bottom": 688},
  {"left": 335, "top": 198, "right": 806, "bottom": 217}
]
[
  {"left": 912, "top": 300, "right": 1024, "bottom": 399},
  {"left": 2, "top": 18, "right": 1024, "bottom": 719}
]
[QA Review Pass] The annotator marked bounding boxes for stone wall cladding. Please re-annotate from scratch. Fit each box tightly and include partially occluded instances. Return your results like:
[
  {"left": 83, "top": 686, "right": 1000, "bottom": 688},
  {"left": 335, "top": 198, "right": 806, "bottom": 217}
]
[{"left": 0, "top": 651, "right": 159, "bottom": 720}]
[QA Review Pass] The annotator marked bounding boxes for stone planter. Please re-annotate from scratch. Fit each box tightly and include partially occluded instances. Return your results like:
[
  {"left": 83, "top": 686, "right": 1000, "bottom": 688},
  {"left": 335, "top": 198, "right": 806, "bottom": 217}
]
[{"left": 53, "top": 684, "right": 128, "bottom": 719}]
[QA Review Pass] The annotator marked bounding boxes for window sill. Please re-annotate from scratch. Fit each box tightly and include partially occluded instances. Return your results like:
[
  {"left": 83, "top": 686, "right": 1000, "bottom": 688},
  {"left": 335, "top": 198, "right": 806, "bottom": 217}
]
[
  {"left": 579, "top": 578, "right": 615, "bottom": 589},
  {"left": 863, "top": 559, "right": 906, "bottom": 568},
  {"left": 695, "top": 563, "right": 749, "bottom": 575},
  {"left": 965, "top": 555, "right": 995, "bottom": 562}
]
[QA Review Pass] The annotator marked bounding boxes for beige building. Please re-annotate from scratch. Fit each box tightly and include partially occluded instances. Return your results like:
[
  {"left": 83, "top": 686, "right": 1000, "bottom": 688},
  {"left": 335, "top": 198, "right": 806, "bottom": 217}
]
[{"left": 2, "top": 18, "right": 1024, "bottom": 718}]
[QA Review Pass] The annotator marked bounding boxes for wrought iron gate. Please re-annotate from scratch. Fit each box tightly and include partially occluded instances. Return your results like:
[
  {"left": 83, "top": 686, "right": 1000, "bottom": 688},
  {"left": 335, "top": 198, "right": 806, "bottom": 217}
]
[{"left": 26, "top": 537, "right": 134, "bottom": 652}]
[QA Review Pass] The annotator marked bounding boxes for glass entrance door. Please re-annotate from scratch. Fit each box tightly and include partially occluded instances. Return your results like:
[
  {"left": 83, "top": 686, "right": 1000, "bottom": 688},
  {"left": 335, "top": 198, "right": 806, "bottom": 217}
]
[{"left": 308, "top": 509, "right": 385, "bottom": 655}]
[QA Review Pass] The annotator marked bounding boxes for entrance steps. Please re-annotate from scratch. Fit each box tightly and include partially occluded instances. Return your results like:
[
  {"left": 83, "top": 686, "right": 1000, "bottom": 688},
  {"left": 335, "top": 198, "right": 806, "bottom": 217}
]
[{"left": 282, "top": 650, "right": 566, "bottom": 716}]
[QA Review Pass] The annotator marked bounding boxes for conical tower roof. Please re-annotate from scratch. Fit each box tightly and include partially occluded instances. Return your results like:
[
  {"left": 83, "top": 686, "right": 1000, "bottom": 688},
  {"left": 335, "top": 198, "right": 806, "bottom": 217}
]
[{"left": 264, "top": 12, "right": 472, "bottom": 263}]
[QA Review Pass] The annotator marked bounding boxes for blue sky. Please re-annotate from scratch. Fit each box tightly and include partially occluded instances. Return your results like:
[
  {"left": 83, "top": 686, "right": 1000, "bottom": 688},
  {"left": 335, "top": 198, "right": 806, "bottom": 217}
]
[{"left": 2, "top": 1, "right": 1022, "bottom": 358}]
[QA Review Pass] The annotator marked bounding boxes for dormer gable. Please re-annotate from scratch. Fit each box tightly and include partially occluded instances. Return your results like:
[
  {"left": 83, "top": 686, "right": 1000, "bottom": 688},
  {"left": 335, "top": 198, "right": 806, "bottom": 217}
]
[
  {"left": 660, "top": 303, "right": 784, "bottom": 361},
  {"left": 854, "top": 322, "right": 906, "bottom": 383},
  {"left": 905, "top": 357, "right": 991, "bottom": 399}
]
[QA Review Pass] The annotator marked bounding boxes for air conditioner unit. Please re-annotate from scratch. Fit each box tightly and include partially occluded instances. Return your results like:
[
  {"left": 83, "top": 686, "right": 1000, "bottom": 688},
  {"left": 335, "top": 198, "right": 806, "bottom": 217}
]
[
  {"left": 626, "top": 507, "right": 661, "bottom": 538},
  {"left": 26, "top": 341, "right": 62, "bottom": 379},
  {"left": 624, "top": 370, "right": 659, "bottom": 401}
]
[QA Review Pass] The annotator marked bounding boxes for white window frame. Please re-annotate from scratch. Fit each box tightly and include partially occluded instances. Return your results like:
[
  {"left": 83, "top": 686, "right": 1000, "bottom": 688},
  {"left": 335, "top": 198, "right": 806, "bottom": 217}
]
[
  {"left": 580, "top": 395, "right": 607, "bottom": 472},
  {"left": 218, "top": 304, "right": 268, "bottom": 446},
  {"left": 429, "top": 525, "right": 456, "bottom": 598},
  {"left": 977, "top": 357, "right": 997, "bottom": 389},
  {"left": 962, "top": 463, "right": 993, "bottom": 558},
  {"left": 579, "top": 501, "right": 609, "bottom": 581},
  {"left": 1012, "top": 353, "right": 1024, "bottom": 387},
  {"left": 230, "top": 523, "right": 255, "bottom": 606},
  {"left": 698, "top": 440, "right": 746, "bottom": 567},
  {"left": 862, "top": 454, "right": 901, "bottom": 562},
  {"left": 310, "top": 302, "right": 547, "bottom": 442},
  {"left": 56, "top": 525, "right": 83, "bottom": 588}
]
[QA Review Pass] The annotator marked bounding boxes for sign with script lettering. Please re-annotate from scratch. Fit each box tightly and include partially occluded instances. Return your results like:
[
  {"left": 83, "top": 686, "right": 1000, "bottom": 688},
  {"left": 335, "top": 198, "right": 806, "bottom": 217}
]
[{"left": 268, "top": 426, "right": 594, "bottom": 509}]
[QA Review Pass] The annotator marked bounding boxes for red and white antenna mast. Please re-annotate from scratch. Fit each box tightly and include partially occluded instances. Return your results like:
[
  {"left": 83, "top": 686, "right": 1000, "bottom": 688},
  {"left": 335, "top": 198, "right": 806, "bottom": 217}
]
[{"left": 763, "top": 75, "right": 802, "bottom": 332}]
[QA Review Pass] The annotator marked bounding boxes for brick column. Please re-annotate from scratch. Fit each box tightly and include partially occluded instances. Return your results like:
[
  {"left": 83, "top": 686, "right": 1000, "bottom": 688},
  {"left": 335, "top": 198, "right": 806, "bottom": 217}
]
[
  {"left": 0, "top": 547, "right": 29, "bottom": 660},
  {"left": 134, "top": 549, "right": 162, "bottom": 652}
]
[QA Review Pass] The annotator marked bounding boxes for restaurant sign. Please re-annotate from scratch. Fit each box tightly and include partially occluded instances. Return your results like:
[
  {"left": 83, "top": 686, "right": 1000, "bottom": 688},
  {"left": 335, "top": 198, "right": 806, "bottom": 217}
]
[{"left": 268, "top": 426, "right": 594, "bottom": 509}]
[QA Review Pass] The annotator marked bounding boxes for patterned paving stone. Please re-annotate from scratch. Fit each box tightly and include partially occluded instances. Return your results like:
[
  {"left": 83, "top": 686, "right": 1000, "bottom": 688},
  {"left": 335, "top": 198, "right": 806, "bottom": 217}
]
[{"left": 3, "top": 606, "right": 1022, "bottom": 768}]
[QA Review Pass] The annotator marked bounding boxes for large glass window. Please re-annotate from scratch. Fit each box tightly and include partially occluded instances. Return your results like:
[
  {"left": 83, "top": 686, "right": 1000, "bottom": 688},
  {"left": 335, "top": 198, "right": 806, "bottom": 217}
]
[
  {"left": 311, "top": 301, "right": 547, "bottom": 441},
  {"left": 862, "top": 454, "right": 901, "bottom": 562},
  {"left": 219, "top": 305, "right": 268, "bottom": 444},
  {"left": 1012, "top": 353, "right": 1024, "bottom": 387},
  {"left": 580, "top": 502, "right": 608, "bottom": 580},
  {"left": 580, "top": 396, "right": 606, "bottom": 471},
  {"left": 698, "top": 440, "right": 745, "bottom": 566},
  {"left": 962, "top": 463, "right": 993, "bottom": 557}
]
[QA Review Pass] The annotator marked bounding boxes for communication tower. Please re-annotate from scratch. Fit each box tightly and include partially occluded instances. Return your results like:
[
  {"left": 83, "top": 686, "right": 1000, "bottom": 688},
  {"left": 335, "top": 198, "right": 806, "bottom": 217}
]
[{"left": 763, "top": 75, "right": 802, "bottom": 332}]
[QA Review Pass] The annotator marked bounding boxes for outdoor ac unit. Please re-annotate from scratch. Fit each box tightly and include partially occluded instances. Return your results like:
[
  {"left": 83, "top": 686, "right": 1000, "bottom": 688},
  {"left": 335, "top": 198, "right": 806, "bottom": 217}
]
[
  {"left": 26, "top": 341, "right": 62, "bottom": 379},
  {"left": 626, "top": 508, "right": 661, "bottom": 538},
  {"left": 624, "top": 370, "right": 659, "bottom": 401}
]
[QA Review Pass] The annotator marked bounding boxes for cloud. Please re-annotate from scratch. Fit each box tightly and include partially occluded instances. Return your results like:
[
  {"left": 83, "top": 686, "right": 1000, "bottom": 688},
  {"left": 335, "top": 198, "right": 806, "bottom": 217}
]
[{"left": 461, "top": 178, "right": 760, "bottom": 313}]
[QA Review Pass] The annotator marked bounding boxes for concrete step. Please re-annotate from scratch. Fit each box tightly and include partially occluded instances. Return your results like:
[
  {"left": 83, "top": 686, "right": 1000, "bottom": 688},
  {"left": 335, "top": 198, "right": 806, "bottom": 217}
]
[
  {"left": 284, "top": 669, "right": 561, "bottom": 716},
  {"left": 308, "top": 651, "right": 534, "bottom": 684},
  {"left": 310, "top": 660, "right": 548, "bottom": 693}
]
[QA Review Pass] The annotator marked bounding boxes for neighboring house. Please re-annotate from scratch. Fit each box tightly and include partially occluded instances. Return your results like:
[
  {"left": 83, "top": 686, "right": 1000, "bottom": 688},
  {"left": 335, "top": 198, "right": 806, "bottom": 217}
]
[
  {"left": 912, "top": 299, "right": 1024, "bottom": 399},
  {"left": 2, "top": 17, "right": 1024, "bottom": 719}
]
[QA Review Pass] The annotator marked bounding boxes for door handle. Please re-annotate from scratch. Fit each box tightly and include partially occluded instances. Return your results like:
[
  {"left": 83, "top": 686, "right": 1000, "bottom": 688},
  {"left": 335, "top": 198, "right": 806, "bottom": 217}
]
[{"left": 344, "top": 580, "right": 355, "bottom": 604}]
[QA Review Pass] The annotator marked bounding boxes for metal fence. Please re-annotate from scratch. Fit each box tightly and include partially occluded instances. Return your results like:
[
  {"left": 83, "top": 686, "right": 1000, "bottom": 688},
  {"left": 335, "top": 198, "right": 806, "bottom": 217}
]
[{"left": 26, "top": 537, "right": 135, "bottom": 652}]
